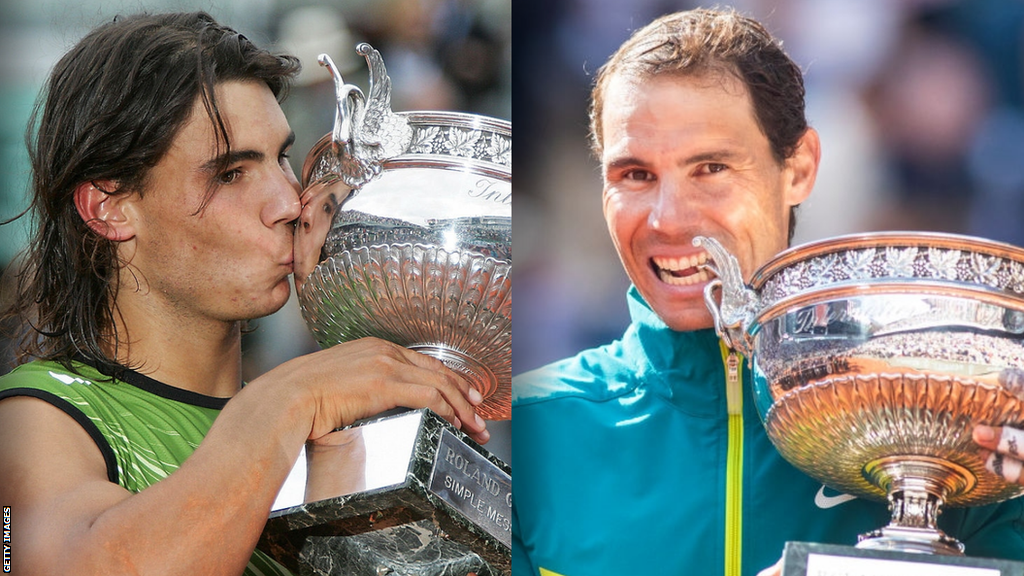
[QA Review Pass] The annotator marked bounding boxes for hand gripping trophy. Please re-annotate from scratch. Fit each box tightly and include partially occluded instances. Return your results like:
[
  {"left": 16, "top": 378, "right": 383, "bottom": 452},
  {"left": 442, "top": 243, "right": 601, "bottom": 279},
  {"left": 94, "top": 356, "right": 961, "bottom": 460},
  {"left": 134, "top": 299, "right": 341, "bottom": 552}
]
[{"left": 258, "top": 44, "right": 511, "bottom": 576}]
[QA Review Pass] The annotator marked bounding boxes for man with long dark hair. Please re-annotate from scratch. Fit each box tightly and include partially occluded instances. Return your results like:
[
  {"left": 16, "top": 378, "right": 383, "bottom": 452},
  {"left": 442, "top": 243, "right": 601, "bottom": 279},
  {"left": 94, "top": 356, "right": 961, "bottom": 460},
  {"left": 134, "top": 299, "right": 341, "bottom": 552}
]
[{"left": 0, "top": 12, "right": 489, "bottom": 575}]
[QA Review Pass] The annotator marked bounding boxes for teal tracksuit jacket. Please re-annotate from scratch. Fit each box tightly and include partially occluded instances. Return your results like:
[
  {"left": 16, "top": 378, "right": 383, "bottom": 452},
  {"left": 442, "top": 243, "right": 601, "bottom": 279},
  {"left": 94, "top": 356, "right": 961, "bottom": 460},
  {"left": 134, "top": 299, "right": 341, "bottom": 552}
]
[{"left": 511, "top": 286, "right": 1024, "bottom": 576}]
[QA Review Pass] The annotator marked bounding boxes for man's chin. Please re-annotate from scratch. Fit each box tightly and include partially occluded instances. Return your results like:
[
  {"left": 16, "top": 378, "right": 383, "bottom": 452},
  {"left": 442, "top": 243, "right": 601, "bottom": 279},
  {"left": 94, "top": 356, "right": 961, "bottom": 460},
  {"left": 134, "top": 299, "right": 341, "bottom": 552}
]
[
  {"left": 250, "top": 282, "right": 293, "bottom": 320},
  {"left": 637, "top": 278, "right": 712, "bottom": 320},
  {"left": 662, "top": 313, "right": 717, "bottom": 333},
  {"left": 647, "top": 295, "right": 716, "bottom": 332}
]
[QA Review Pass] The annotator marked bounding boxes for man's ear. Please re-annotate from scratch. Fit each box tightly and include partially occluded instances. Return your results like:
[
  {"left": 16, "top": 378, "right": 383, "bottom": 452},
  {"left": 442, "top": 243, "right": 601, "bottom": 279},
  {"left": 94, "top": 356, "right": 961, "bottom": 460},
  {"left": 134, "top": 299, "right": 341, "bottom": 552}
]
[
  {"left": 783, "top": 127, "right": 821, "bottom": 208},
  {"left": 73, "top": 180, "right": 137, "bottom": 241}
]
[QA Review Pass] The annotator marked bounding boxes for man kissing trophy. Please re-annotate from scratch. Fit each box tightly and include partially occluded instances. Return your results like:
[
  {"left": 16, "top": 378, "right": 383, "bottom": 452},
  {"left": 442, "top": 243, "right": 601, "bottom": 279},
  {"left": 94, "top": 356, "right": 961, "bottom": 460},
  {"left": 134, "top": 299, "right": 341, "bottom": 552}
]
[{"left": 258, "top": 43, "right": 511, "bottom": 576}]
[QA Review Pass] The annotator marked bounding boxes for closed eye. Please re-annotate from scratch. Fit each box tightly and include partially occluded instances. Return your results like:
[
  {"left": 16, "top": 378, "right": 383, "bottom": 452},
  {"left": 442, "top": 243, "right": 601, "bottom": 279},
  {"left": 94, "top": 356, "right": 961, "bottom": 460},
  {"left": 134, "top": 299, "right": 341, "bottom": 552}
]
[
  {"left": 279, "top": 132, "right": 296, "bottom": 169},
  {"left": 278, "top": 152, "right": 292, "bottom": 173}
]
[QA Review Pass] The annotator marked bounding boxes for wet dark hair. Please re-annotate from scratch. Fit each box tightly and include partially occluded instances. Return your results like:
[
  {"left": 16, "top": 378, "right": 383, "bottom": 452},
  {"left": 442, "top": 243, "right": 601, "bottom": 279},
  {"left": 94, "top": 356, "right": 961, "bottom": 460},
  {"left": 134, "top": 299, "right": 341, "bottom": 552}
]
[
  {"left": 2, "top": 12, "right": 300, "bottom": 374},
  {"left": 589, "top": 8, "right": 807, "bottom": 241}
]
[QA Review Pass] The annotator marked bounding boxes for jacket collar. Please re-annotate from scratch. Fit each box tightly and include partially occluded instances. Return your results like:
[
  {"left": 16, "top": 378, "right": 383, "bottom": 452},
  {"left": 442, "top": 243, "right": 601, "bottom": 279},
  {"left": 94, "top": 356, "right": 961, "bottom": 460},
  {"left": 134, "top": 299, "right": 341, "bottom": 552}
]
[{"left": 621, "top": 285, "right": 730, "bottom": 417}]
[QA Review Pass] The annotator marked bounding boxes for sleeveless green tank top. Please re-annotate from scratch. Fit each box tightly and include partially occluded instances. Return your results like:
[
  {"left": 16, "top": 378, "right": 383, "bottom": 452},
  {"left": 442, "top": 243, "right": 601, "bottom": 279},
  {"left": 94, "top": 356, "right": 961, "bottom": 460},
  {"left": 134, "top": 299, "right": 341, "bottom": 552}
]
[{"left": 0, "top": 359, "right": 292, "bottom": 576}]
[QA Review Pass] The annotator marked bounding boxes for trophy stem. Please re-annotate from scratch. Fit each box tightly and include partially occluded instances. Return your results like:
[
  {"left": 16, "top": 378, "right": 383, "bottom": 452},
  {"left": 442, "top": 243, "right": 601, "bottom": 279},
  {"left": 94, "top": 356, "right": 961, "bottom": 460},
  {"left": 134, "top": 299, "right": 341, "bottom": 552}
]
[{"left": 856, "top": 455, "right": 973, "bottom": 555}]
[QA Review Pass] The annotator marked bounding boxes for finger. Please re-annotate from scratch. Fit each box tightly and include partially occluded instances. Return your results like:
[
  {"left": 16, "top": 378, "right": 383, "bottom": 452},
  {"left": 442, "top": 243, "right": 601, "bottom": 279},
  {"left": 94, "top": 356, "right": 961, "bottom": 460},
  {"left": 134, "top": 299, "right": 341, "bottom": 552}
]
[
  {"left": 396, "top": 361, "right": 489, "bottom": 442},
  {"left": 376, "top": 374, "right": 467, "bottom": 431},
  {"left": 976, "top": 425, "right": 1024, "bottom": 456},
  {"left": 398, "top": 346, "right": 480, "bottom": 402},
  {"left": 986, "top": 450, "right": 1024, "bottom": 484},
  {"left": 974, "top": 425, "right": 1001, "bottom": 450},
  {"left": 342, "top": 339, "right": 489, "bottom": 443},
  {"left": 999, "top": 426, "right": 1024, "bottom": 458}
]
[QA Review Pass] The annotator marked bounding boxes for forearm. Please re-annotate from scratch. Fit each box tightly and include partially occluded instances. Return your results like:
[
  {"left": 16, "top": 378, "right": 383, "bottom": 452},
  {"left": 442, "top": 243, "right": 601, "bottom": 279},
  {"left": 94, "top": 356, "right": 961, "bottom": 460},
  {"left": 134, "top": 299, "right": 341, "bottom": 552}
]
[
  {"left": 9, "top": 338, "right": 485, "bottom": 576},
  {"left": 47, "top": 381, "right": 313, "bottom": 576}
]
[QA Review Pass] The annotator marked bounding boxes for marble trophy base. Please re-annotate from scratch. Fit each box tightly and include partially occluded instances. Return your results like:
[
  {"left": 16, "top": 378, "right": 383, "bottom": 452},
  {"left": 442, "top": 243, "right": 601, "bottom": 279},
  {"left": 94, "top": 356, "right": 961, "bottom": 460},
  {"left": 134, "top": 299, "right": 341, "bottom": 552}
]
[
  {"left": 781, "top": 542, "right": 1024, "bottom": 576},
  {"left": 258, "top": 409, "right": 511, "bottom": 575},
  {"left": 297, "top": 520, "right": 492, "bottom": 576}
]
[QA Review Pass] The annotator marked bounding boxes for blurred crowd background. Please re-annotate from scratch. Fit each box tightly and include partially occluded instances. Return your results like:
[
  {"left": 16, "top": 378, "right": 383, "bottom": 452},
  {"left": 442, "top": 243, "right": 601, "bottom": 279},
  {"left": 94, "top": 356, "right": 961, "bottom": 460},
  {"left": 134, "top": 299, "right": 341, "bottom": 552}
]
[
  {"left": 0, "top": 0, "right": 511, "bottom": 461},
  {"left": 515, "top": 0, "right": 1024, "bottom": 374}
]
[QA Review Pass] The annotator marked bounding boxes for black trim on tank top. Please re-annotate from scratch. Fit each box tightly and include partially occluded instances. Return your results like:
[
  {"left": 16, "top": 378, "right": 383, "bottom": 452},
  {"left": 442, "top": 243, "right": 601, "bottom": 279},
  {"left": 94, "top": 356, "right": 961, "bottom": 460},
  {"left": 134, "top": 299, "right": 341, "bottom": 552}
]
[
  {"left": 0, "top": 387, "right": 120, "bottom": 484},
  {"left": 78, "top": 357, "right": 231, "bottom": 410}
]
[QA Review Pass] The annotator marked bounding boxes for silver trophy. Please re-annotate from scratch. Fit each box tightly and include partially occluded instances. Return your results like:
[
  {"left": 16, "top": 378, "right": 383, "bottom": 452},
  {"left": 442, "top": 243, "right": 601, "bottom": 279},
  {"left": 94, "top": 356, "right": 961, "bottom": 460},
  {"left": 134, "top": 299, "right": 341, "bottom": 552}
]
[
  {"left": 696, "top": 233, "right": 1024, "bottom": 570},
  {"left": 295, "top": 45, "right": 511, "bottom": 421},
  {"left": 259, "top": 44, "right": 511, "bottom": 576}
]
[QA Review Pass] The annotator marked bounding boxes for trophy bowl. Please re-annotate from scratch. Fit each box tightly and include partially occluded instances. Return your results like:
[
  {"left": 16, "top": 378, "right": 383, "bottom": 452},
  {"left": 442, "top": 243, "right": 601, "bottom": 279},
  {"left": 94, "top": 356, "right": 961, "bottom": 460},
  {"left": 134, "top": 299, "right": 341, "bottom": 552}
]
[
  {"left": 295, "top": 44, "right": 511, "bottom": 420},
  {"left": 695, "top": 232, "right": 1024, "bottom": 555}
]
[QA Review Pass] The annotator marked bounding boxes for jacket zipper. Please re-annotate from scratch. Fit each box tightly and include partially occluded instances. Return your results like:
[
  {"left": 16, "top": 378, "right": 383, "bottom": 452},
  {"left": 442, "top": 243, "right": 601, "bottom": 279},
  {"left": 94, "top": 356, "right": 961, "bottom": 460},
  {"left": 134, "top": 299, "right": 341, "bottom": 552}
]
[{"left": 721, "top": 343, "right": 743, "bottom": 576}]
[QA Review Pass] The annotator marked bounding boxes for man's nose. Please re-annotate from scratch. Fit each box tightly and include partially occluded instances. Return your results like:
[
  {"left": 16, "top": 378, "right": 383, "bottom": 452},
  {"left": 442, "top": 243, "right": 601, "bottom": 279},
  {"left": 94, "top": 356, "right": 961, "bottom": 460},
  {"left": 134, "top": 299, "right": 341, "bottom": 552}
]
[
  {"left": 263, "top": 168, "right": 302, "bottom": 226},
  {"left": 648, "top": 177, "right": 698, "bottom": 233}
]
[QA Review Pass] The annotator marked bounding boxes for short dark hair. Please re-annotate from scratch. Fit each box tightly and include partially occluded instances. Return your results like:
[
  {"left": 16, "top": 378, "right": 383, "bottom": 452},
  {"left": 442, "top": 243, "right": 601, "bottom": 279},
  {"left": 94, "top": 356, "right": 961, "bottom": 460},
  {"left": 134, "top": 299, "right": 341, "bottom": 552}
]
[
  {"left": 2, "top": 12, "right": 300, "bottom": 374},
  {"left": 589, "top": 8, "right": 807, "bottom": 240}
]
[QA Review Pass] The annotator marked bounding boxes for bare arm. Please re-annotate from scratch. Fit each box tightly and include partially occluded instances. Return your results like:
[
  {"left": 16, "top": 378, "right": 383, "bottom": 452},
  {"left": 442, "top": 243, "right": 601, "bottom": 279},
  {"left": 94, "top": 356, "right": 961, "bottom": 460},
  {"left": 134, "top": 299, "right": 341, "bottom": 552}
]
[{"left": 0, "top": 338, "right": 488, "bottom": 576}]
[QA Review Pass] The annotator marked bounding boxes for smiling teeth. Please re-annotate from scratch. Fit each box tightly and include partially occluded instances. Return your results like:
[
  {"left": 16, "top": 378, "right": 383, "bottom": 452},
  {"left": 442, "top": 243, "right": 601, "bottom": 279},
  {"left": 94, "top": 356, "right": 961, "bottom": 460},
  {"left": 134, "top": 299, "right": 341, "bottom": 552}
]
[
  {"left": 658, "top": 268, "right": 710, "bottom": 286},
  {"left": 653, "top": 252, "right": 711, "bottom": 286}
]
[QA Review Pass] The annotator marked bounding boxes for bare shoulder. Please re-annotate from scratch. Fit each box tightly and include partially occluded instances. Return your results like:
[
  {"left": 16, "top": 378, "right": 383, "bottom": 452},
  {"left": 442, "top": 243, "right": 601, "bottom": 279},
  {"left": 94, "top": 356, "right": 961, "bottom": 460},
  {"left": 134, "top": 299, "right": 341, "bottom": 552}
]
[
  {"left": 0, "top": 395, "right": 114, "bottom": 495},
  {"left": 0, "top": 396, "right": 130, "bottom": 572}
]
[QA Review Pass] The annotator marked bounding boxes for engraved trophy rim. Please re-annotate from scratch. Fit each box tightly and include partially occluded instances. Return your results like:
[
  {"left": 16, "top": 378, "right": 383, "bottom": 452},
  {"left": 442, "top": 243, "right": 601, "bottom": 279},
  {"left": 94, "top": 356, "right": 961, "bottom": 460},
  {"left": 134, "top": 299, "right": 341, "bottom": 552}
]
[
  {"left": 301, "top": 110, "right": 511, "bottom": 189},
  {"left": 296, "top": 44, "right": 512, "bottom": 421},
  {"left": 751, "top": 230, "right": 1024, "bottom": 288},
  {"left": 748, "top": 231, "right": 1024, "bottom": 327},
  {"left": 697, "top": 231, "right": 1024, "bottom": 555},
  {"left": 274, "top": 42, "right": 513, "bottom": 576}
]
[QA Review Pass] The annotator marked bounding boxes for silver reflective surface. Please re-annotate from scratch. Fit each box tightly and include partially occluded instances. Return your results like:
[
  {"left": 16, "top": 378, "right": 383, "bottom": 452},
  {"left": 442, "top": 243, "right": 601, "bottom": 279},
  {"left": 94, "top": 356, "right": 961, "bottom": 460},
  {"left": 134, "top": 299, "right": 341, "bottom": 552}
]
[
  {"left": 698, "top": 232, "right": 1024, "bottom": 554},
  {"left": 295, "top": 45, "right": 511, "bottom": 419},
  {"left": 272, "top": 411, "right": 422, "bottom": 511}
]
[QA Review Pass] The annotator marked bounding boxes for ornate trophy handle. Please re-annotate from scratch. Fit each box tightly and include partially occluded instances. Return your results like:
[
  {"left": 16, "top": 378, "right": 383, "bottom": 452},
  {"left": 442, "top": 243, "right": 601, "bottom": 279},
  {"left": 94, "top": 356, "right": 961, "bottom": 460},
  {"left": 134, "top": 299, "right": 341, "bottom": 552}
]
[
  {"left": 693, "top": 236, "right": 757, "bottom": 358},
  {"left": 316, "top": 44, "right": 413, "bottom": 187},
  {"left": 318, "top": 53, "right": 364, "bottom": 155}
]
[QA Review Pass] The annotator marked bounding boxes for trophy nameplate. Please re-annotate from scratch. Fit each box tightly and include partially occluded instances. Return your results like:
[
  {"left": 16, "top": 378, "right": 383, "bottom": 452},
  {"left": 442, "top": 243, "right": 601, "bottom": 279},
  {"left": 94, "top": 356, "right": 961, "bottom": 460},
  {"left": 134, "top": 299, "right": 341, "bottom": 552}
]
[
  {"left": 258, "top": 409, "right": 510, "bottom": 575},
  {"left": 264, "top": 41, "right": 512, "bottom": 575},
  {"left": 782, "top": 542, "right": 1024, "bottom": 576}
]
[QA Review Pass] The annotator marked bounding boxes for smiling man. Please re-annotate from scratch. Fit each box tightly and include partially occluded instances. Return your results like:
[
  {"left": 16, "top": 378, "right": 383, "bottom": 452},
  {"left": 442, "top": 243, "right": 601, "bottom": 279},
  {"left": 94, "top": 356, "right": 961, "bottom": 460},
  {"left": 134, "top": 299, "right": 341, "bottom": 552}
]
[
  {"left": 511, "top": 8, "right": 1024, "bottom": 576},
  {"left": 597, "top": 68, "right": 814, "bottom": 333},
  {"left": 0, "top": 12, "right": 487, "bottom": 576}
]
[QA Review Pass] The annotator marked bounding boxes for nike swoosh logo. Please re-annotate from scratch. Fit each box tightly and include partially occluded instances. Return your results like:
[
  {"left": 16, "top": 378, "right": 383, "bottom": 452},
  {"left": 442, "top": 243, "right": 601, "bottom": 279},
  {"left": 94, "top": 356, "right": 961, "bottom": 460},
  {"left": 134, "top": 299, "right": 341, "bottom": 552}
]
[{"left": 815, "top": 485, "right": 857, "bottom": 509}]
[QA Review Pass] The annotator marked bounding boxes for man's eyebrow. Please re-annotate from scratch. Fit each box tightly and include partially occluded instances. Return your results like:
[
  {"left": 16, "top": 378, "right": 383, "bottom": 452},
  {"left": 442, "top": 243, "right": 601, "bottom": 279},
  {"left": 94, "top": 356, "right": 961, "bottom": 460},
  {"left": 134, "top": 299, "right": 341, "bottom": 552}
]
[
  {"left": 200, "top": 131, "right": 297, "bottom": 174},
  {"left": 604, "top": 156, "right": 650, "bottom": 172},
  {"left": 200, "top": 149, "right": 262, "bottom": 174},
  {"left": 681, "top": 150, "right": 742, "bottom": 165}
]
